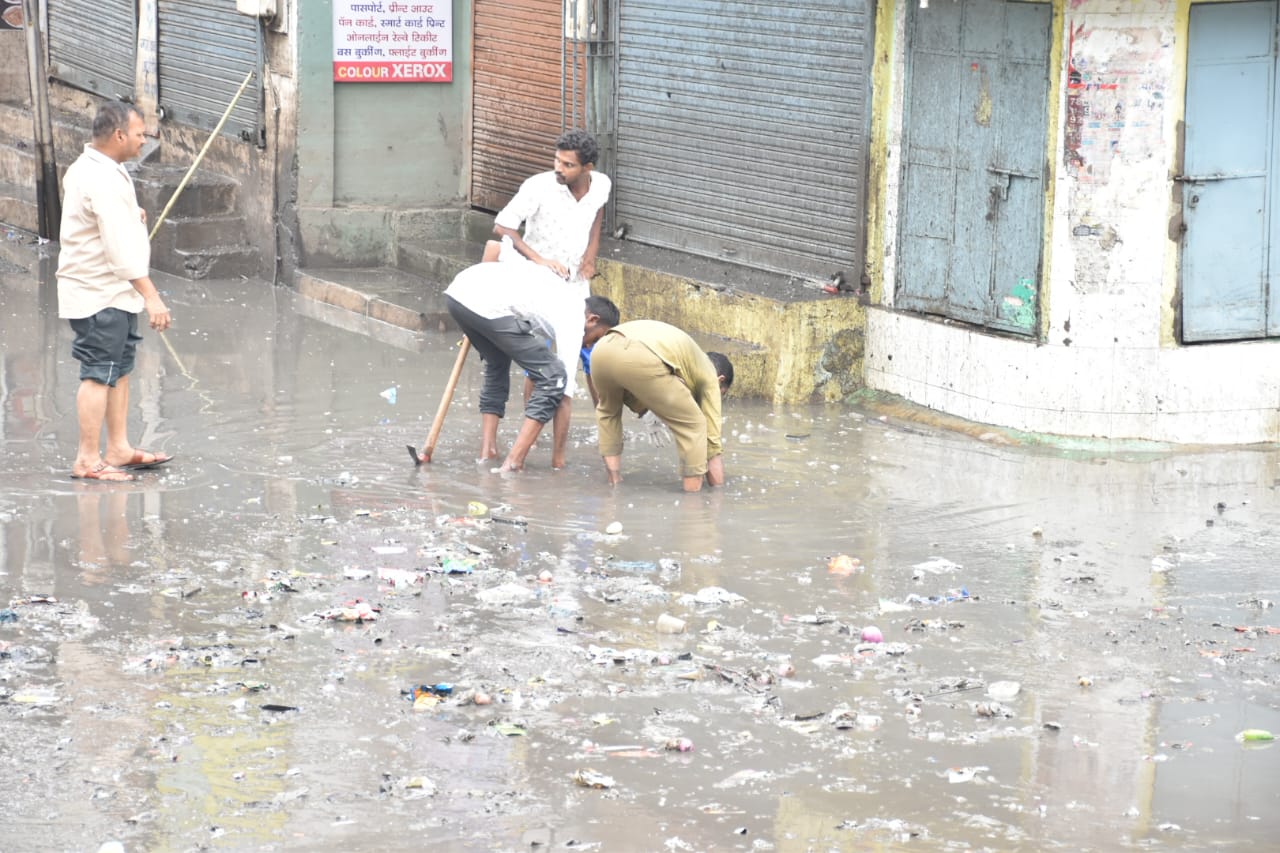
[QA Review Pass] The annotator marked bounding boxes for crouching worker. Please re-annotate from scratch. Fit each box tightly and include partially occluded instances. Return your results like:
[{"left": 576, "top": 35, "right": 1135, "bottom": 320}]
[
  {"left": 443, "top": 262, "right": 589, "bottom": 471},
  {"left": 581, "top": 315, "right": 733, "bottom": 492}
]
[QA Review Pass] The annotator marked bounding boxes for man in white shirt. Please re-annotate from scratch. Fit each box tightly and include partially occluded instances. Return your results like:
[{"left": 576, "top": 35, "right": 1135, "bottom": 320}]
[
  {"left": 442, "top": 266, "right": 600, "bottom": 472},
  {"left": 58, "top": 101, "right": 173, "bottom": 482},
  {"left": 482, "top": 129, "right": 611, "bottom": 296}
]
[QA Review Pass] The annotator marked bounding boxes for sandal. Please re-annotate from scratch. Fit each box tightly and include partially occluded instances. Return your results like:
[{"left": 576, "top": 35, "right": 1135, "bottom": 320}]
[
  {"left": 114, "top": 449, "right": 175, "bottom": 471},
  {"left": 71, "top": 462, "right": 136, "bottom": 482}
]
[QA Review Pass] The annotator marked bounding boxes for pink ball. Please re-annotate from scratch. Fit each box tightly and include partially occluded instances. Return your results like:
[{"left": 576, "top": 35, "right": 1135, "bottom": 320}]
[{"left": 860, "top": 626, "right": 884, "bottom": 644}]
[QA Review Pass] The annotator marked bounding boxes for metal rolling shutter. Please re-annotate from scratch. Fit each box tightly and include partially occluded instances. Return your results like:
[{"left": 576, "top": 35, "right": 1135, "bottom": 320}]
[
  {"left": 472, "top": 0, "right": 582, "bottom": 212},
  {"left": 157, "top": 0, "right": 261, "bottom": 142},
  {"left": 614, "top": 0, "right": 871, "bottom": 280},
  {"left": 47, "top": 0, "right": 137, "bottom": 100}
]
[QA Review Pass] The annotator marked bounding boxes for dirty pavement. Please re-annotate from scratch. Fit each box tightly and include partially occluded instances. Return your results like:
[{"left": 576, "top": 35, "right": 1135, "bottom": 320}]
[{"left": 1, "top": 249, "right": 1278, "bottom": 851}]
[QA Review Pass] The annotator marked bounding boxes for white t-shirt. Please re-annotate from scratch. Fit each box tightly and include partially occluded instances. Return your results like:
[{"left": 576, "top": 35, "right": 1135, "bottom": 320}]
[
  {"left": 444, "top": 262, "right": 585, "bottom": 397},
  {"left": 493, "top": 170, "right": 611, "bottom": 281}
]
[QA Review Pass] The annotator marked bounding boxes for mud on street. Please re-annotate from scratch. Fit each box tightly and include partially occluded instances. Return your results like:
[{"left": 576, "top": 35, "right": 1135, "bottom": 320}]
[{"left": 1, "top": 257, "right": 1279, "bottom": 852}]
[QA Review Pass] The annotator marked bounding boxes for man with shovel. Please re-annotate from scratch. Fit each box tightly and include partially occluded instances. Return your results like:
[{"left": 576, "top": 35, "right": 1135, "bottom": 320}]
[
  {"left": 58, "top": 101, "right": 173, "bottom": 482},
  {"left": 440, "top": 272, "right": 613, "bottom": 472}
]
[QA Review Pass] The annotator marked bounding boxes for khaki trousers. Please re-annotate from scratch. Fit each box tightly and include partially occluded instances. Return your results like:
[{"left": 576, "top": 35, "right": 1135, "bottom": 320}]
[{"left": 591, "top": 333, "right": 709, "bottom": 477}]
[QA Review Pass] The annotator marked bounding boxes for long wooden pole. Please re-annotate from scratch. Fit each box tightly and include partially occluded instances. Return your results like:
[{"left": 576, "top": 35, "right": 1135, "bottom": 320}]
[{"left": 408, "top": 338, "right": 471, "bottom": 465}]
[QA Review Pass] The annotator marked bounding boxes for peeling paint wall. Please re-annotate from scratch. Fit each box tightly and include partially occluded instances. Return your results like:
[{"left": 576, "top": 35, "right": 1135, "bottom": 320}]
[
  {"left": 1050, "top": 10, "right": 1174, "bottom": 348},
  {"left": 865, "top": 0, "right": 1280, "bottom": 444}
]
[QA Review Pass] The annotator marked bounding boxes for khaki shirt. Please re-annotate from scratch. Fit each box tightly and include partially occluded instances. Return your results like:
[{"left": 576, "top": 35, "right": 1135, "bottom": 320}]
[
  {"left": 57, "top": 145, "right": 149, "bottom": 319},
  {"left": 596, "top": 320, "right": 724, "bottom": 459}
]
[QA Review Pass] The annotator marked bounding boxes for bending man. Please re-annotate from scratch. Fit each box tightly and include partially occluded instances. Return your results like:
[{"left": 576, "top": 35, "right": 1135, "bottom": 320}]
[
  {"left": 443, "top": 264, "right": 591, "bottom": 471},
  {"left": 582, "top": 315, "right": 733, "bottom": 492}
]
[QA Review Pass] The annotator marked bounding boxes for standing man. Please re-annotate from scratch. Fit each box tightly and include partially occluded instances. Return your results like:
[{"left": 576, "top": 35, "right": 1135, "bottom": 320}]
[
  {"left": 443, "top": 267, "right": 601, "bottom": 472},
  {"left": 58, "top": 101, "right": 173, "bottom": 482},
  {"left": 582, "top": 316, "right": 734, "bottom": 492},
  {"left": 482, "top": 129, "right": 611, "bottom": 295}
]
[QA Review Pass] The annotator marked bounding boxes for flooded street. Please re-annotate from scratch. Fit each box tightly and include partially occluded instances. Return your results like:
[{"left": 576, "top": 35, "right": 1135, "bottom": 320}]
[{"left": 2, "top": 253, "right": 1279, "bottom": 852}]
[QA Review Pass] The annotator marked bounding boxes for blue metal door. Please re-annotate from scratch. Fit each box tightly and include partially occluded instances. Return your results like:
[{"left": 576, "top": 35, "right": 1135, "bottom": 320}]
[
  {"left": 897, "top": 0, "right": 1051, "bottom": 335},
  {"left": 1182, "top": 1, "right": 1279, "bottom": 342}
]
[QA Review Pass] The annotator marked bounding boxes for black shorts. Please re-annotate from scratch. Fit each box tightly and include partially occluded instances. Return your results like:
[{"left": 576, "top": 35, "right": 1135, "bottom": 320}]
[{"left": 69, "top": 307, "right": 141, "bottom": 387}]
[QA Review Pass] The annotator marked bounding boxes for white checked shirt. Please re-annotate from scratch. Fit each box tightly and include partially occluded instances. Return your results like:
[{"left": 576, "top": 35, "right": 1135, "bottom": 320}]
[{"left": 494, "top": 170, "right": 611, "bottom": 280}]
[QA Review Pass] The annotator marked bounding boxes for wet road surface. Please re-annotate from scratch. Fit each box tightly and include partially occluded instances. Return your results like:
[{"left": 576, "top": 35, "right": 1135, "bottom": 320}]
[{"left": 1, "top": 258, "right": 1279, "bottom": 851}]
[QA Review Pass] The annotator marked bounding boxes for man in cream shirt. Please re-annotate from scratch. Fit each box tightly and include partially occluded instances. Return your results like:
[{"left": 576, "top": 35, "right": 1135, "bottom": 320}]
[{"left": 58, "top": 101, "right": 173, "bottom": 482}]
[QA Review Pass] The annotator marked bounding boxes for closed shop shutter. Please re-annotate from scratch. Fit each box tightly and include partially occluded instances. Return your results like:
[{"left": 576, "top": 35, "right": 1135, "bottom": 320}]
[
  {"left": 472, "top": 0, "right": 582, "bottom": 211},
  {"left": 614, "top": 0, "right": 872, "bottom": 280},
  {"left": 157, "top": 0, "right": 261, "bottom": 142},
  {"left": 47, "top": 0, "right": 137, "bottom": 100}
]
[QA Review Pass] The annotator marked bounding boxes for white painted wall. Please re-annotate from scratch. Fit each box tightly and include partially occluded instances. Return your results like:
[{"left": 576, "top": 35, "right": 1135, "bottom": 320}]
[{"left": 867, "top": 0, "right": 1280, "bottom": 444}]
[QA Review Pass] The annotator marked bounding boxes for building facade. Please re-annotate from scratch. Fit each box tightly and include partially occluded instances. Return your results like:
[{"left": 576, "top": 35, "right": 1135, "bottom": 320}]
[{"left": 864, "top": 0, "right": 1280, "bottom": 444}]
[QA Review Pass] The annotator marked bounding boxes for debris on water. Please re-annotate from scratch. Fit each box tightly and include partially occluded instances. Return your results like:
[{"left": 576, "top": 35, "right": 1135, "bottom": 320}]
[
  {"left": 605, "top": 521, "right": 624, "bottom": 535},
  {"left": 573, "top": 769, "right": 615, "bottom": 789},
  {"left": 477, "top": 583, "right": 536, "bottom": 607},
  {"left": 260, "top": 704, "right": 299, "bottom": 713},
  {"left": 830, "top": 706, "right": 882, "bottom": 731},
  {"left": 316, "top": 600, "right": 379, "bottom": 622},
  {"left": 1236, "top": 729, "right": 1275, "bottom": 743},
  {"left": 371, "top": 544, "right": 407, "bottom": 556},
  {"left": 656, "top": 613, "right": 687, "bottom": 634},
  {"left": 973, "top": 701, "right": 1014, "bottom": 718},
  {"left": 467, "top": 501, "right": 488, "bottom": 517},
  {"left": 608, "top": 559, "right": 657, "bottom": 574},
  {"left": 786, "top": 609, "right": 834, "bottom": 625},
  {"left": 987, "top": 681, "right": 1021, "bottom": 700},
  {"left": 381, "top": 773, "right": 436, "bottom": 799},
  {"left": 827, "top": 554, "right": 861, "bottom": 575},
  {"left": 377, "top": 568, "right": 422, "bottom": 588},
  {"left": 946, "top": 766, "right": 988, "bottom": 784},
  {"left": 860, "top": 625, "right": 884, "bottom": 643},
  {"left": 1151, "top": 556, "right": 1175, "bottom": 573},
  {"left": 492, "top": 722, "right": 526, "bottom": 737},
  {"left": 879, "top": 589, "right": 971, "bottom": 613},
  {"left": 379, "top": 386, "right": 397, "bottom": 404},
  {"left": 677, "top": 586, "right": 746, "bottom": 607},
  {"left": 431, "top": 559, "right": 475, "bottom": 575},
  {"left": 664, "top": 737, "right": 694, "bottom": 752},
  {"left": 0, "top": 609, "right": 18, "bottom": 623},
  {"left": 912, "top": 557, "right": 962, "bottom": 578},
  {"left": 405, "top": 683, "right": 454, "bottom": 702}
]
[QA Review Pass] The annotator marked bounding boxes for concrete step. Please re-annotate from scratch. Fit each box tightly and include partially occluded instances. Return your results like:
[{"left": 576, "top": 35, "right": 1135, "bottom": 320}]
[
  {"left": 395, "top": 237, "right": 483, "bottom": 285},
  {"left": 295, "top": 266, "right": 452, "bottom": 333},
  {"left": 166, "top": 242, "right": 261, "bottom": 280},
  {"left": 153, "top": 212, "right": 247, "bottom": 251},
  {"left": 134, "top": 164, "right": 240, "bottom": 219}
]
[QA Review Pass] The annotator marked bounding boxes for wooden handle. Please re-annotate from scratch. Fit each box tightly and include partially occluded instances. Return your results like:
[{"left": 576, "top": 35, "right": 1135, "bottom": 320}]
[{"left": 420, "top": 337, "right": 471, "bottom": 461}]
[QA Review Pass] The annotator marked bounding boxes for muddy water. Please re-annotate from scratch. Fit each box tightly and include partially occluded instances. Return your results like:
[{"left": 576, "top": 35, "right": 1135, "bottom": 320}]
[{"left": 1, "top": 264, "right": 1279, "bottom": 851}]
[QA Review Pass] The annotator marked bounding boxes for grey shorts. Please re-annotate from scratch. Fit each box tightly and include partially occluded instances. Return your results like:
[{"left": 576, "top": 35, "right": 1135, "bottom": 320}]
[{"left": 69, "top": 308, "right": 141, "bottom": 387}]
